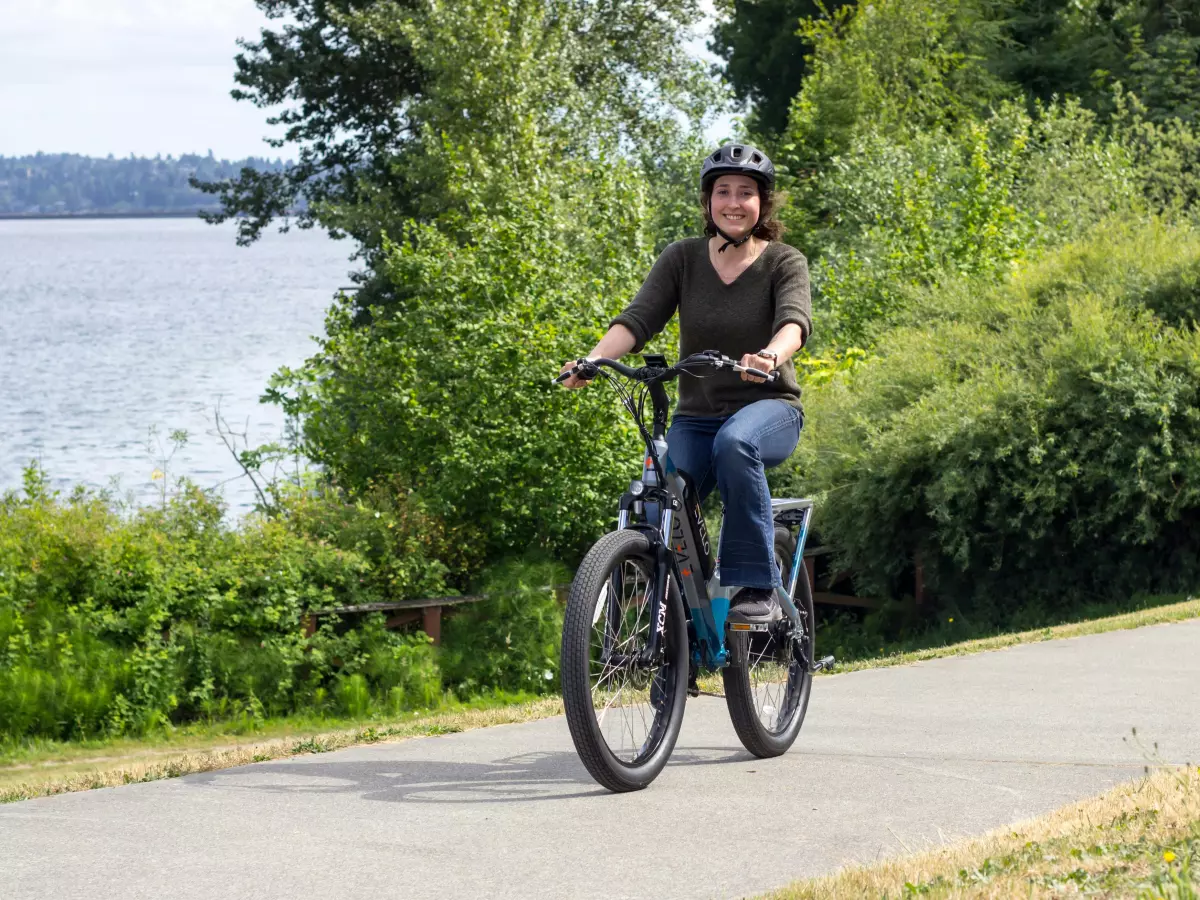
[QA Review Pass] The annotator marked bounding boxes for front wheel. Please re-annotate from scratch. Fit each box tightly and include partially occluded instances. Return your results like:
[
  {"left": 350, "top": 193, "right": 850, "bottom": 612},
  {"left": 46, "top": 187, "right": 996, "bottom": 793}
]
[
  {"left": 561, "top": 529, "right": 688, "bottom": 792},
  {"left": 722, "top": 527, "right": 815, "bottom": 758}
]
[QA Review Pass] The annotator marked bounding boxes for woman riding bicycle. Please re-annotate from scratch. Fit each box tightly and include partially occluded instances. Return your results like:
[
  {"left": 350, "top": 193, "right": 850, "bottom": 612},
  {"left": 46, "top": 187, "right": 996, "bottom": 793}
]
[{"left": 559, "top": 144, "right": 811, "bottom": 625}]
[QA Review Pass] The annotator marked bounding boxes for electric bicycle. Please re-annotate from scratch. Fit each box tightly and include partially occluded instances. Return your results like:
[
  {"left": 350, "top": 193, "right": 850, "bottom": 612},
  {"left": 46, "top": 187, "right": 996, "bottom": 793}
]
[{"left": 554, "top": 351, "right": 834, "bottom": 792}]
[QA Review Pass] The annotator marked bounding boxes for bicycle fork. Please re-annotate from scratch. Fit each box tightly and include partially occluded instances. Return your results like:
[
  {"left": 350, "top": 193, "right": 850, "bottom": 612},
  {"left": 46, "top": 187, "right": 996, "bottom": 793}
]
[{"left": 636, "top": 505, "right": 677, "bottom": 667}]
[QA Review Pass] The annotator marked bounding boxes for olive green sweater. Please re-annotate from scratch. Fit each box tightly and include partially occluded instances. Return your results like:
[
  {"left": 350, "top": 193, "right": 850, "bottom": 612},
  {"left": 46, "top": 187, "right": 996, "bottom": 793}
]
[{"left": 611, "top": 238, "right": 812, "bottom": 418}]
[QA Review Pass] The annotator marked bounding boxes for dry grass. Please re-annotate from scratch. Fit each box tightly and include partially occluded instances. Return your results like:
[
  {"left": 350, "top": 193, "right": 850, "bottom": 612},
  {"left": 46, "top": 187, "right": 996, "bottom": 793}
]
[
  {"left": 765, "top": 762, "right": 1200, "bottom": 899},
  {"left": 5, "top": 596, "right": 1199, "bottom": 805},
  {"left": 0, "top": 698, "right": 563, "bottom": 804}
]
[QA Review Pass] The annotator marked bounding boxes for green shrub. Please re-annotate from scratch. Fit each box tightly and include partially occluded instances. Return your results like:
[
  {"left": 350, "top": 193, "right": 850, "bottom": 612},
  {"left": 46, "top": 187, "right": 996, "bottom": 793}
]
[
  {"left": 0, "top": 469, "right": 444, "bottom": 742},
  {"left": 792, "top": 219, "right": 1200, "bottom": 622},
  {"left": 792, "top": 100, "right": 1140, "bottom": 349},
  {"left": 275, "top": 478, "right": 473, "bottom": 597},
  {"left": 439, "top": 559, "right": 568, "bottom": 696},
  {"left": 274, "top": 154, "right": 664, "bottom": 564}
]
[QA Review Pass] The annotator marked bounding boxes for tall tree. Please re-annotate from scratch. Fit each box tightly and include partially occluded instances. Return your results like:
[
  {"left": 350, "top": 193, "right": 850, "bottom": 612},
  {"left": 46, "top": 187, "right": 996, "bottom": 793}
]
[
  {"left": 711, "top": 0, "right": 853, "bottom": 137},
  {"left": 195, "top": 0, "right": 716, "bottom": 248},
  {"left": 249, "top": 0, "right": 721, "bottom": 562},
  {"left": 990, "top": 0, "right": 1200, "bottom": 122}
]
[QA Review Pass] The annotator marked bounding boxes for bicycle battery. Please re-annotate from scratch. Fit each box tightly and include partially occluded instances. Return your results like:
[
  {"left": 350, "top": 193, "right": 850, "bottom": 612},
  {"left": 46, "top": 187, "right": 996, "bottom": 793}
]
[{"left": 676, "top": 470, "right": 715, "bottom": 583}]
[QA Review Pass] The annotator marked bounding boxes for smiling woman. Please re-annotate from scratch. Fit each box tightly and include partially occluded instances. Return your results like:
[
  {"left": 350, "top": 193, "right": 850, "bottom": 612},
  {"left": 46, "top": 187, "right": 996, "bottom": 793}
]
[{"left": 559, "top": 143, "right": 812, "bottom": 623}]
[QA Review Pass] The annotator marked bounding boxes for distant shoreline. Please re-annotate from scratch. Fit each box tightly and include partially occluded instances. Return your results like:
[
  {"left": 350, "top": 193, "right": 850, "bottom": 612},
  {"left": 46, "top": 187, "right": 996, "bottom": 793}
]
[{"left": 0, "top": 210, "right": 214, "bottom": 221}]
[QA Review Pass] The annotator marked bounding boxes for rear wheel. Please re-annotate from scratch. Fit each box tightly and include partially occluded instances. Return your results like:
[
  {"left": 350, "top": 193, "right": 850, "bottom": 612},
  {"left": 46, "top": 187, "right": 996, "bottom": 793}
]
[
  {"left": 561, "top": 529, "right": 688, "bottom": 792},
  {"left": 722, "top": 527, "right": 814, "bottom": 758}
]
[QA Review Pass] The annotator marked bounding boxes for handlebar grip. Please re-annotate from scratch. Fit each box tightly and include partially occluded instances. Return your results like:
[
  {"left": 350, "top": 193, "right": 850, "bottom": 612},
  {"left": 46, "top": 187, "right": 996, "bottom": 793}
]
[
  {"left": 733, "top": 364, "right": 778, "bottom": 383},
  {"left": 553, "top": 359, "right": 600, "bottom": 384}
]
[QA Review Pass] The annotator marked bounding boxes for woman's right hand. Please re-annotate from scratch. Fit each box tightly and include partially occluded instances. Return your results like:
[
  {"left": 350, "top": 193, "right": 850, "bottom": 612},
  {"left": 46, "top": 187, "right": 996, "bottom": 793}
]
[{"left": 558, "top": 359, "right": 592, "bottom": 389}]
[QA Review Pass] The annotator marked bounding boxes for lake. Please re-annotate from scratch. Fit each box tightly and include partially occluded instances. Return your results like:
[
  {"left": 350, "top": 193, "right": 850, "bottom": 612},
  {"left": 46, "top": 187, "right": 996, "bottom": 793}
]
[{"left": 0, "top": 217, "right": 357, "bottom": 512}]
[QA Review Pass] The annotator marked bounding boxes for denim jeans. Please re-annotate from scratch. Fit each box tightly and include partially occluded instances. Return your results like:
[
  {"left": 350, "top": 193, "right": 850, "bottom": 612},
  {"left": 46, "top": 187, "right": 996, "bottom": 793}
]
[{"left": 666, "top": 399, "right": 803, "bottom": 589}]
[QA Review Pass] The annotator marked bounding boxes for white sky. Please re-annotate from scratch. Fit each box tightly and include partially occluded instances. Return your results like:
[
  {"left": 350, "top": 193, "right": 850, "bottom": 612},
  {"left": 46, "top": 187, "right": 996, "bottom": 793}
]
[
  {"left": 0, "top": 0, "right": 736, "bottom": 161},
  {"left": 3, "top": 0, "right": 298, "bottom": 159}
]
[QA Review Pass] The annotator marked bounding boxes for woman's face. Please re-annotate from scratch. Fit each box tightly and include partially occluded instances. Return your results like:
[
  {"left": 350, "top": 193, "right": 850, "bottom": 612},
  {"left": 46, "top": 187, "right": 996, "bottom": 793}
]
[{"left": 709, "top": 174, "right": 761, "bottom": 239}]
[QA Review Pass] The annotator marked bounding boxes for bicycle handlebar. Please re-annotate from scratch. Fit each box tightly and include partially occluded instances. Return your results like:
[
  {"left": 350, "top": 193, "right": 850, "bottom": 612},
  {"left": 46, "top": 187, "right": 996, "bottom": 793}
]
[{"left": 553, "top": 351, "right": 779, "bottom": 385}]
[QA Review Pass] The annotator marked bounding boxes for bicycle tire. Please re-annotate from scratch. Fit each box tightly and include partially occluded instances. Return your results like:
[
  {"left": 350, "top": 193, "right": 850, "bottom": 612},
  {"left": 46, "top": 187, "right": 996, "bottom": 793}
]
[
  {"left": 561, "top": 529, "right": 688, "bottom": 792},
  {"left": 722, "top": 526, "right": 815, "bottom": 758}
]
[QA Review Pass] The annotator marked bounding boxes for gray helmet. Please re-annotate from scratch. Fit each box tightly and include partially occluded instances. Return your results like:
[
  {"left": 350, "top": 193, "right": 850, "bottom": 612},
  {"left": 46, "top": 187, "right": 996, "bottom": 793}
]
[{"left": 699, "top": 143, "right": 776, "bottom": 192}]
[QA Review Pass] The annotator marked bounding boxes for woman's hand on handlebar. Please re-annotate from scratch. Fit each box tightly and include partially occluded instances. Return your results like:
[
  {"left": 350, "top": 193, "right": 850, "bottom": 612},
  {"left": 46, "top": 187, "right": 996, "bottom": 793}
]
[
  {"left": 738, "top": 352, "right": 775, "bottom": 382},
  {"left": 558, "top": 359, "right": 593, "bottom": 389}
]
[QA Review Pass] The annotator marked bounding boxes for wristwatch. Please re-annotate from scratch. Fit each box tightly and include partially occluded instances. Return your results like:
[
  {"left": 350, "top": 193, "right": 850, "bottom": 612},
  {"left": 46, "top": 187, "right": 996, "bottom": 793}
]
[{"left": 755, "top": 349, "right": 779, "bottom": 361}]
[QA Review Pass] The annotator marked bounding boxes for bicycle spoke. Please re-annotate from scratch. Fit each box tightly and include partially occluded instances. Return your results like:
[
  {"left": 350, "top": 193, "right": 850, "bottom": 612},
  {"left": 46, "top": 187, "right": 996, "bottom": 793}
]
[
  {"left": 586, "top": 557, "right": 665, "bottom": 763},
  {"left": 743, "top": 631, "right": 800, "bottom": 733}
]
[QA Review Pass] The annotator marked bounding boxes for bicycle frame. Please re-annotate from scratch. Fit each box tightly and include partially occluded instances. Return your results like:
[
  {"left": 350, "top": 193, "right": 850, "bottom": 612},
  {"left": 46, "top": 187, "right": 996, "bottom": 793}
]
[{"left": 611, "top": 358, "right": 814, "bottom": 673}]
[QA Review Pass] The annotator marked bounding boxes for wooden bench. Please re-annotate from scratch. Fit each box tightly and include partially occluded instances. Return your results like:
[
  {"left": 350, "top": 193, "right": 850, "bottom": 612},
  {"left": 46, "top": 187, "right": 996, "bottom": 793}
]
[
  {"left": 303, "top": 546, "right": 888, "bottom": 644},
  {"left": 304, "top": 585, "right": 573, "bottom": 645}
]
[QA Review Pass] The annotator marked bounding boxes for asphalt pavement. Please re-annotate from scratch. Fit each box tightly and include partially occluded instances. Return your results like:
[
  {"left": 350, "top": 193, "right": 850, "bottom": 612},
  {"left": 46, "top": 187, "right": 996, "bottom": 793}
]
[{"left": 3, "top": 619, "right": 1198, "bottom": 899}]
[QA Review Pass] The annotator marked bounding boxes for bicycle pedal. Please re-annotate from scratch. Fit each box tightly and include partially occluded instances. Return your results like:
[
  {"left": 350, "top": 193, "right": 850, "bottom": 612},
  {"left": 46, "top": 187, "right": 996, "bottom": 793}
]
[
  {"left": 727, "top": 622, "right": 772, "bottom": 633},
  {"left": 811, "top": 655, "right": 836, "bottom": 672}
]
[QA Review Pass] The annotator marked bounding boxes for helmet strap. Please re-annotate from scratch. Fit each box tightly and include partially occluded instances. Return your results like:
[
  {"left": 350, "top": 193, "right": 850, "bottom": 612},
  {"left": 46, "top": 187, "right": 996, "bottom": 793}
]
[{"left": 715, "top": 229, "right": 753, "bottom": 253}]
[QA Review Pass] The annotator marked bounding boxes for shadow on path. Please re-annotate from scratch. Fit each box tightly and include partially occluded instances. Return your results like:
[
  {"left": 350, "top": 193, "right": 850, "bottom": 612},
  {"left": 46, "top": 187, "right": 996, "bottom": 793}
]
[{"left": 191, "top": 744, "right": 754, "bottom": 805}]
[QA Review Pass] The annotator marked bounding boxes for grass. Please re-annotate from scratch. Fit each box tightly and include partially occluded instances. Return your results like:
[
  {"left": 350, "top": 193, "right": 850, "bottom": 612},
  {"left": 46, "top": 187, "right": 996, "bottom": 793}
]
[
  {"left": 4, "top": 595, "right": 1198, "bottom": 804},
  {"left": 695, "top": 594, "right": 1200, "bottom": 693},
  {"left": 763, "top": 756, "right": 1200, "bottom": 899},
  {"left": 829, "top": 595, "right": 1200, "bottom": 674}
]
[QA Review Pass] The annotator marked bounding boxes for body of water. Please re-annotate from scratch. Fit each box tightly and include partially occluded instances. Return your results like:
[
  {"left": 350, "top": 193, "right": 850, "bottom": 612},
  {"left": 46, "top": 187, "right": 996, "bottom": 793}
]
[{"left": 1, "top": 218, "right": 357, "bottom": 512}]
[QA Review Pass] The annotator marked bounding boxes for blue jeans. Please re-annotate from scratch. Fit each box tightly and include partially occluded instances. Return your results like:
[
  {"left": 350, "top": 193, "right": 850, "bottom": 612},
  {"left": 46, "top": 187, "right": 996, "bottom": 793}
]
[{"left": 666, "top": 399, "right": 803, "bottom": 589}]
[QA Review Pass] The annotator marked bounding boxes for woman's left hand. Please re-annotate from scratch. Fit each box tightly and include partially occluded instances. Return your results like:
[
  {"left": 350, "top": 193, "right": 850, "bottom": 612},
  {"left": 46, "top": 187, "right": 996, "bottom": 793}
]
[{"left": 739, "top": 352, "right": 774, "bottom": 382}]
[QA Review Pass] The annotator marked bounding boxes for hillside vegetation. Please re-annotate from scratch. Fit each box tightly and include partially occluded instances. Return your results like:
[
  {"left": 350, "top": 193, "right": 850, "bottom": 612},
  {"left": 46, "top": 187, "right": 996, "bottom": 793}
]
[{"left": 0, "top": 153, "right": 289, "bottom": 216}]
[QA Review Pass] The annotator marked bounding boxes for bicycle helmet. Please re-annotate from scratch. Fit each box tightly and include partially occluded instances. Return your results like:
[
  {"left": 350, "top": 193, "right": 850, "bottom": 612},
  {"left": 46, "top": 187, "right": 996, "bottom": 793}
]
[
  {"left": 699, "top": 143, "right": 775, "bottom": 192},
  {"left": 699, "top": 144, "right": 776, "bottom": 252}
]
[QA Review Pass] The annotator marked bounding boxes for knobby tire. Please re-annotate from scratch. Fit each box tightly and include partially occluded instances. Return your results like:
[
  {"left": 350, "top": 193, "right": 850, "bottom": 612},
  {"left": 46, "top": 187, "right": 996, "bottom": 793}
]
[
  {"left": 722, "top": 527, "right": 814, "bottom": 758},
  {"left": 561, "top": 529, "right": 688, "bottom": 792}
]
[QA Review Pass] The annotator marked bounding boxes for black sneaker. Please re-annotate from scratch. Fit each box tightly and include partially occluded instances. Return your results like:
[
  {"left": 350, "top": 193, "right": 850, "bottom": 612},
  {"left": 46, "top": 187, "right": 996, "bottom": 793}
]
[{"left": 727, "top": 587, "right": 783, "bottom": 624}]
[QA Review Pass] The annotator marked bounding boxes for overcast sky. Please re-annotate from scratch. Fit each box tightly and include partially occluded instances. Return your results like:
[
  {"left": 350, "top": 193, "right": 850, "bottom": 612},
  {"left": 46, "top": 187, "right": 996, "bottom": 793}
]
[{"left": 1, "top": 0, "right": 736, "bottom": 161}]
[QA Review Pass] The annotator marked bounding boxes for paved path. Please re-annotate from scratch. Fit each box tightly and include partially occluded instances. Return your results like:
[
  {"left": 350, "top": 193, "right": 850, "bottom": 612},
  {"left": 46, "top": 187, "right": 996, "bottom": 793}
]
[{"left": 3, "top": 620, "right": 1199, "bottom": 900}]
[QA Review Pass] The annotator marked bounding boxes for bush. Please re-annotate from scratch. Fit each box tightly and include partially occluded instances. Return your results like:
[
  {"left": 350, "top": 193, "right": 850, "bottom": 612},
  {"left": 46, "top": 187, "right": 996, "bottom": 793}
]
[
  {"left": 439, "top": 559, "right": 568, "bottom": 697},
  {"left": 790, "top": 99, "right": 1140, "bottom": 349},
  {"left": 0, "top": 468, "right": 444, "bottom": 742},
  {"left": 274, "top": 151, "right": 664, "bottom": 564},
  {"left": 275, "top": 478, "right": 476, "bottom": 597},
  {"left": 791, "top": 219, "right": 1200, "bottom": 623}
]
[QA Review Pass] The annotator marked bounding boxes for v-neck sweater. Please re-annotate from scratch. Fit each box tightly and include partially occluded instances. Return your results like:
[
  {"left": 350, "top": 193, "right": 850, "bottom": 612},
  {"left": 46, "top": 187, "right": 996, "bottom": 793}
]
[{"left": 611, "top": 237, "right": 812, "bottom": 418}]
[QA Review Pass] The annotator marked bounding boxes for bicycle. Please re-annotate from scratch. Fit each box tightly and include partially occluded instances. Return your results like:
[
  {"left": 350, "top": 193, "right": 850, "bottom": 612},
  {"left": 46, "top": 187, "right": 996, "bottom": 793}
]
[{"left": 554, "top": 350, "right": 835, "bottom": 792}]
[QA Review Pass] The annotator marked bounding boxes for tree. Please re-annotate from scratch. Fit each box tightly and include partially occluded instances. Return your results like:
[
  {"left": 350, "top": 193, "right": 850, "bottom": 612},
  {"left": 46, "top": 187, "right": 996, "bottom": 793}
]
[
  {"left": 989, "top": 0, "right": 1200, "bottom": 124},
  {"left": 255, "top": 0, "right": 720, "bottom": 564},
  {"left": 194, "top": 0, "right": 716, "bottom": 249},
  {"left": 711, "top": 0, "right": 853, "bottom": 137}
]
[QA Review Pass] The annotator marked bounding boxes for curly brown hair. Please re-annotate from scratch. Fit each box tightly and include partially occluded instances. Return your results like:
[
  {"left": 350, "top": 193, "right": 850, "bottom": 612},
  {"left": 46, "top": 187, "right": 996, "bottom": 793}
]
[{"left": 700, "top": 183, "right": 786, "bottom": 242}]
